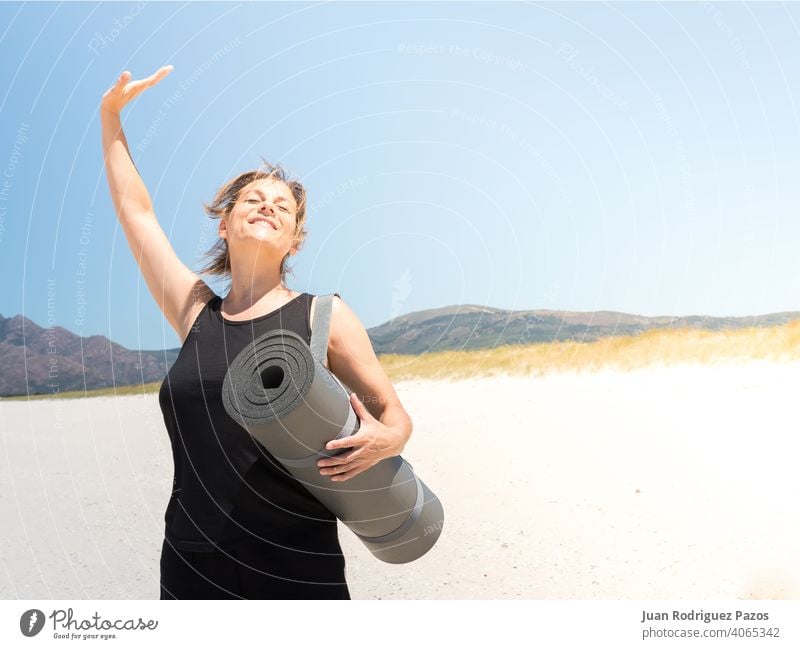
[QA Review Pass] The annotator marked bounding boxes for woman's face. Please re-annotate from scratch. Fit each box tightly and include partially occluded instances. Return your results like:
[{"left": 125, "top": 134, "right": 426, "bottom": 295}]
[{"left": 220, "top": 178, "right": 299, "bottom": 258}]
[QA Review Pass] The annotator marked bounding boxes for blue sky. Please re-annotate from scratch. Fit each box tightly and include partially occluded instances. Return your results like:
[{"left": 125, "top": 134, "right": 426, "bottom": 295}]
[{"left": 2, "top": 1, "right": 800, "bottom": 350}]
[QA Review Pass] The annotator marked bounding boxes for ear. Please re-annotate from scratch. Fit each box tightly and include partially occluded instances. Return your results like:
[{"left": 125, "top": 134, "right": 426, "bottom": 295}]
[
  {"left": 218, "top": 216, "right": 227, "bottom": 239},
  {"left": 287, "top": 233, "right": 300, "bottom": 256}
]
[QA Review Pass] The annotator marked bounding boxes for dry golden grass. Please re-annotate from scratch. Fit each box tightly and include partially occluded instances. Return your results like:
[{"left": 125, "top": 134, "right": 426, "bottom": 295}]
[
  {"left": 7, "top": 321, "right": 800, "bottom": 400},
  {"left": 377, "top": 320, "right": 800, "bottom": 382}
]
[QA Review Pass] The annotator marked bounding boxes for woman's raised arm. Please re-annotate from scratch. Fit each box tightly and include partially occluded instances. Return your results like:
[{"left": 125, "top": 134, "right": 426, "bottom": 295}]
[{"left": 100, "top": 67, "right": 213, "bottom": 343}]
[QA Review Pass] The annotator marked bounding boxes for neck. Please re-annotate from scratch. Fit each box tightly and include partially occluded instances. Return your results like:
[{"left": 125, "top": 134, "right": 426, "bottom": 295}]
[{"left": 224, "top": 245, "right": 287, "bottom": 307}]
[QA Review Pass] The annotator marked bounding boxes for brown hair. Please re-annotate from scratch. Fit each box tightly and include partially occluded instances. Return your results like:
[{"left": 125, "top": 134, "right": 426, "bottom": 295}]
[{"left": 197, "top": 156, "right": 308, "bottom": 287}]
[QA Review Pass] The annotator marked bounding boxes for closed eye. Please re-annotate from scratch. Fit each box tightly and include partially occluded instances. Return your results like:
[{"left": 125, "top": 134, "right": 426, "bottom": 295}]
[{"left": 245, "top": 199, "right": 289, "bottom": 211}]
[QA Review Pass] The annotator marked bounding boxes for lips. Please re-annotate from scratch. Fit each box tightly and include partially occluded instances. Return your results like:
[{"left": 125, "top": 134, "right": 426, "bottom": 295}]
[{"left": 248, "top": 216, "right": 278, "bottom": 230}]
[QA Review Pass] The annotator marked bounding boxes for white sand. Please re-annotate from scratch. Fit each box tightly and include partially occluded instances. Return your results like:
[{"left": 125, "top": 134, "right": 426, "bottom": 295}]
[{"left": 1, "top": 360, "right": 799, "bottom": 599}]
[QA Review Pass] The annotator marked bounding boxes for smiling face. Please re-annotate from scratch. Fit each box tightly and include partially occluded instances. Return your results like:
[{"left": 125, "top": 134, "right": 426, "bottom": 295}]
[{"left": 219, "top": 177, "right": 300, "bottom": 258}]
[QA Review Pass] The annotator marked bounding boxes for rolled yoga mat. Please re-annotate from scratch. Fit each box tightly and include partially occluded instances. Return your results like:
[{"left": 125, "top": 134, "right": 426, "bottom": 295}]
[{"left": 221, "top": 294, "right": 444, "bottom": 564}]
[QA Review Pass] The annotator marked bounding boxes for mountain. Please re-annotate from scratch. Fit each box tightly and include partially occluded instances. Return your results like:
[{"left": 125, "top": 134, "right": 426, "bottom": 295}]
[
  {"left": 0, "top": 314, "right": 179, "bottom": 397},
  {"left": 367, "top": 304, "right": 800, "bottom": 354},
  {"left": 2, "top": 304, "right": 799, "bottom": 396}
]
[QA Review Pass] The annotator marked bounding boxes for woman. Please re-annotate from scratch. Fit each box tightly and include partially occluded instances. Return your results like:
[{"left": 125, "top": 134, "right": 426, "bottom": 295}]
[{"left": 100, "top": 66, "right": 414, "bottom": 599}]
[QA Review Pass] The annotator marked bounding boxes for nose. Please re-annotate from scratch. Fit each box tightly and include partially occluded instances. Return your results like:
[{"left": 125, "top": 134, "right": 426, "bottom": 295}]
[{"left": 258, "top": 202, "right": 275, "bottom": 215}]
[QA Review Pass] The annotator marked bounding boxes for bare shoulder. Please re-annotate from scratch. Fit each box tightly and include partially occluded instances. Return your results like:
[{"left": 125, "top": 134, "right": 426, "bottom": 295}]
[
  {"left": 177, "top": 280, "right": 217, "bottom": 344},
  {"left": 325, "top": 294, "right": 403, "bottom": 418}
]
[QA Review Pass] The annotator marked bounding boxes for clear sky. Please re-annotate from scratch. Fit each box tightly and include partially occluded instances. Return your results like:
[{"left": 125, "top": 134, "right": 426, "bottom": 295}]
[{"left": 1, "top": 1, "right": 800, "bottom": 350}]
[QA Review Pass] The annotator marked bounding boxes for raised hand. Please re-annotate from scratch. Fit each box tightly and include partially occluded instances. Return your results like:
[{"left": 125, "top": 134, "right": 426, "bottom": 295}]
[{"left": 100, "top": 65, "right": 173, "bottom": 116}]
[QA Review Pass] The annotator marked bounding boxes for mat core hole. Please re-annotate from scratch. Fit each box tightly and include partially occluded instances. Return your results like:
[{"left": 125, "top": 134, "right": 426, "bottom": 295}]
[{"left": 259, "top": 366, "right": 284, "bottom": 389}]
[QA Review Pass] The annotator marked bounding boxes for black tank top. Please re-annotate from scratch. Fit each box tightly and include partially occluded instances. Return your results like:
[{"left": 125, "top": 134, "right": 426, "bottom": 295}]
[{"left": 158, "top": 291, "right": 337, "bottom": 552}]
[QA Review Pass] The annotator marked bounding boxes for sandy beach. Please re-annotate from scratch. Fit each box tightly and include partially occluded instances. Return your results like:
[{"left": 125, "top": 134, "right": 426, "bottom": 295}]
[{"left": 1, "top": 360, "right": 799, "bottom": 599}]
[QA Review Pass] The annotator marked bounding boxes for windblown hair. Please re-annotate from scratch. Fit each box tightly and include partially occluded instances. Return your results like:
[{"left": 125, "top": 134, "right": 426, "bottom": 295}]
[{"left": 198, "top": 156, "right": 308, "bottom": 287}]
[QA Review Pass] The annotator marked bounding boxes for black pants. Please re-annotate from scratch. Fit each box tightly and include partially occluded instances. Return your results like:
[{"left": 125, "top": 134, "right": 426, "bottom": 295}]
[{"left": 160, "top": 522, "right": 350, "bottom": 600}]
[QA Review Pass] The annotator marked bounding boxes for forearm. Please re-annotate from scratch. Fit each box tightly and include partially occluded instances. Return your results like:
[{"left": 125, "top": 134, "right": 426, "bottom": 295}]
[
  {"left": 378, "top": 403, "right": 413, "bottom": 453},
  {"left": 101, "top": 109, "right": 154, "bottom": 217}
]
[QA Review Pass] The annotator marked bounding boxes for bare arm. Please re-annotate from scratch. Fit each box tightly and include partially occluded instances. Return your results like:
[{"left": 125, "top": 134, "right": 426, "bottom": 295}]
[
  {"left": 314, "top": 295, "right": 411, "bottom": 428},
  {"left": 100, "top": 68, "right": 213, "bottom": 342},
  {"left": 101, "top": 108, "right": 153, "bottom": 216},
  {"left": 314, "top": 295, "right": 414, "bottom": 481}
]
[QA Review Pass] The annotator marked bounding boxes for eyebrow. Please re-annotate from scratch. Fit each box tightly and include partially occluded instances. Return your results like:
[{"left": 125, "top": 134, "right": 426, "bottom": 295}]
[{"left": 248, "top": 188, "right": 292, "bottom": 204}]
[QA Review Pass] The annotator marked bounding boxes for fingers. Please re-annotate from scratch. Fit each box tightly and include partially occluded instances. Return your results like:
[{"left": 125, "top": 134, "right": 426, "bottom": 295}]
[
  {"left": 322, "top": 395, "right": 376, "bottom": 452},
  {"left": 319, "top": 451, "right": 372, "bottom": 475},
  {"left": 103, "top": 70, "right": 130, "bottom": 96},
  {"left": 121, "top": 65, "right": 173, "bottom": 93},
  {"left": 318, "top": 447, "right": 365, "bottom": 468},
  {"left": 349, "top": 392, "right": 373, "bottom": 421},
  {"left": 149, "top": 65, "right": 173, "bottom": 84},
  {"left": 322, "top": 460, "right": 372, "bottom": 481},
  {"left": 326, "top": 432, "right": 366, "bottom": 451},
  {"left": 320, "top": 460, "right": 364, "bottom": 476},
  {"left": 328, "top": 464, "right": 372, "bottom": 482},
  {"left": 102, "top": 67, "right": 170, "bottom": 114}
]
